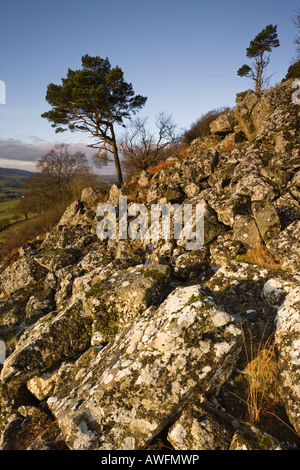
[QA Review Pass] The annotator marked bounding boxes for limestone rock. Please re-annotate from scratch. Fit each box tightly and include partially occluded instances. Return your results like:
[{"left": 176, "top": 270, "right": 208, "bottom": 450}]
[
  {"left": 108, "top": 184, "right": 122, "bottom": 206},
  {"left": 230, "top": 427, "right": 282, "bottom": 450},
  {"left": 47, "top": 285, "right": 242, "bottom": 450},
  {"left": 251, "top": 201, "right": 281, "bottom": 243},
  {"left": 0, "top": 292, "right": 27, "bottom": 327},
  {"left": 274, "top": 193, "right": 300, "bottom": 229},
  {"left": 205, "top": 189, "right": 251, "bottom": 228},
  {"left": 210, "top": 234, "right": 246, "bottom": 268},
  {"left": 0, "top": 300, "right": 92, "bottom": 387},
  {"left": 81, "top": 187, "right": 98, "bottom": 205},
  {"left": 137, "top": 170, "right": 151, "bottom": 187},
  {"left": 0, "top": 256, "right": 48, "bottom": 296},
  {"left": 232, "top": 214, "right": 262, "bottom": 247},
  {"left": 58, "top": 200, "right": 83, "bottom": 226},
  {"left": 209, "top": 112, "right": 235, "bottom": 136},
  {"left": 267, "top": 220, "right": 300, "bottom": 273},
  {"left": 41, "top": 225, "right": 97, "bottom": 250},
  {"left": 82, "top": 263, "right": 173, "bottom": 344},
  {"left": 234, "top": 173, "right": 276, "bottom": 202},
  {"left": 34, "top": 248, "right": 81, "bottom": 271},
  {"left": 275, "top": 287, "right": 300, "bottom": 435},
  {"left": 174, "top": 247, "right": 209, "bottom": 279},
  {"left": 167, "top": 403, "right": 232, "bottom": 450},
  {"left": 180, "top": 149, "right": 219, "bottom": 183}
]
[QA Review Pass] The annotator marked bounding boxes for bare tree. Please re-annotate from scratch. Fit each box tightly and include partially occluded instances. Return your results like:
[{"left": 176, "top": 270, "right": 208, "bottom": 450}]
[
  {"left": 293, "top": 7, "right": 300, "bottom": 59},
  {"left": 118, "top": 112, "right": 180, "bottom": 179}
]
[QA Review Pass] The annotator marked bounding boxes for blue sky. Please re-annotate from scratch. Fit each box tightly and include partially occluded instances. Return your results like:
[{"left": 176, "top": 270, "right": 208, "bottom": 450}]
[{"left": 0, "top": 0, "right": 298, "bottom": 172}]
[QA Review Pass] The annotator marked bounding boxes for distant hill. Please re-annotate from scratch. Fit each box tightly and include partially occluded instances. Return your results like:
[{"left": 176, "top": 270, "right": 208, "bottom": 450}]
[
  {"left": 0, "top": 168, "right": 32, "bottom": 195},
  {"left": 0, "top": 167, "right": 32, "bottom": 178}
]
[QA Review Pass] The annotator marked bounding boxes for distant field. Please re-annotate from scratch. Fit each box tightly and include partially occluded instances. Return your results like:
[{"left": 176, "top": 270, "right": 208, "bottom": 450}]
[
  {"left": 0, "top": 199, "right": 21, "bottom": 221},
  {"left": 0, "top": 168, "right": 31, "bottom": 227}
]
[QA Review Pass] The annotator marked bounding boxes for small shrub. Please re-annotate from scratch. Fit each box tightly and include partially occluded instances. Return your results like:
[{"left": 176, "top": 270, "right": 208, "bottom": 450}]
[
  {"left": 284, "top": 60, "right": 300, "bottom": 80},
  {"left": 147, "top": 160, "right": 176, "bottom": 175},
  {"left": 181, "top": 107, "right": 232, "bottom": 145}
]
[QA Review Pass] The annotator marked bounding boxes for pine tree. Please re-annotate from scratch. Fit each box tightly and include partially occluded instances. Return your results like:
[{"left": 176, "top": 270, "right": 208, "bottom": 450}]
[
  {"left": 237, "top": 25, "right": 280, "bottom": 93},
  {"left": 42, "top": 55, "right": 147, "bottom": 185}
]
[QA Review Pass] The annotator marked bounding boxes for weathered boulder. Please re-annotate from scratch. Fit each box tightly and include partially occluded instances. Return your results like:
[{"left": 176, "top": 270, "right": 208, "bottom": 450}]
[
  {"left": 0, "top": 292, "right": 27, "bottom": 327},
  {"left": 58, "top": 200, "right": 83, "bottom": 226},
  {"left": 275, "top": 287, "right": 300, "bottom": 435},
  {"left": 47, "top": 285, "right": 242, "bottom": 450},
  {"left": 179, "top": 149, "right": 219, "bottom": 183},
  {"left": 24, "top": 286, "right": 55, "bottom": 324},
  {"left": 82, "top": 263, "right": 173, "bottom": 344},
  {"left": 263, "top": 277, "right": 299, "bottom": 309},
  {"left": 55, "top": 261, "right": 114, "bottom": 309},
  {"left": 209, "top": 112, "right": 236, "bottom": 136},
  {"left": 267, "top": 220, "right": 300, "bottom": 273},
  {"left": 27, "top": 360, "right": 75, "bottom": 402},
  {"left": 274, "top": 193, "right": 300, "bottom": 229},
  {"left": 232, "top": 214, "right": 262, "bottom": 247},
  {"left": 108, "top": 184, "right": 122, "bottom": 206},
  {"left": 182, "top": 182, "right": 200, "bottom": 198},
  {"left": 137, "top": 170, "right": 151, "bottom": 187},
  {"left": 233, "top": 79, "right": 298, "bottom": 143},
  {"left": 210, "top": 234, "right": 246, "bottom": 268},
  {"left": 0, "top": 256, "right": 48, "bottom": 296},
  {"left": 174, "top": 247, "right": 210, "bottom": 279},
  {"left": 177, "top": 196, "right": 224, "bottom": 246},
  {"left": 34, "top": 248, "right": 81, "bottom": 271},
  {"left": 0, "top": 300, "right": 92, "bottom": 387},
  {"left": 229, "top": 427, "right": 283, "bottom": 450},
  {"left": 146, "top": 181, "right": 168, "bottom": 204},
  {"left": 251, "top": 201, "right": 281, "bottom": 243},
  {"left": 205, "top": 189, "right": 251, "bottom": 227},
  {"left": 234, "top": 173, "right": 276, "bottom": 202},
  {"left": 167, "top": 402, "right": 232, "bottom": 450},
  {"left": 41, "top": 225, "right": 97, "bottom": 250},
  {"left": 205, "top": 260, "right": 278, "bottom": 338},
  {"left": 81, "top": 187, "right": 99, "bottom": 205}
]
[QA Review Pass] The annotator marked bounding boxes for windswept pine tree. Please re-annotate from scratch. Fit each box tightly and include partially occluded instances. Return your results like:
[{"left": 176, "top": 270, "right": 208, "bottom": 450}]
[
  {"left": 42, "top": 55, "right": 147, "bottom": 185},
  {"left": 237, "top": 24, "right": 280, "bottom": 93}
]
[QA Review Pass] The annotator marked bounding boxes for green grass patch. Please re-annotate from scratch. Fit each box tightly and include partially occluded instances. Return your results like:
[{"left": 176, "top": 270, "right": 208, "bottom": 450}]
[{"left": 0, "top": 199, "right": 21, "bottom": 221}]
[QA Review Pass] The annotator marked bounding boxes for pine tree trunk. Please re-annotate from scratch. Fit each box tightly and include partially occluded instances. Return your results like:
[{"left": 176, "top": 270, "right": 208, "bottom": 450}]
[{"left": 110, "top": 126, "right": 123, "bottom": 186}]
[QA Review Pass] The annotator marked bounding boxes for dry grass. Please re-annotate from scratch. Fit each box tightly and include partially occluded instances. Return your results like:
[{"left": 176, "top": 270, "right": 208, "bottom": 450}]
[
  {"left": 242, "top": 329, "right": 279, "bottom": 425},
  {"left": 0, "top": 204, "right": 67, "bottom": 264},
  {"left": 177, "top": 148, "right": 191, "bottom": 158},
  {"left": 237, "top": 244, "right": 282, "bottom": 270},
  {"left": 147, "top": 160, "right": 176, "bottom": 175}
]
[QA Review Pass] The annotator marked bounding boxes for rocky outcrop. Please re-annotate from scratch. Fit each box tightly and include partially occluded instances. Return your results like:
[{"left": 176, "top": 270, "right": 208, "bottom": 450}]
[
  {"left": 275, "top": 287, "right": 300, "bottom": 435},
  {"left": 0, "top": 78, "right": 299, "bottom": 450},
  {"left": 46, "top": 285, "right": 242, "bottom": 450}
]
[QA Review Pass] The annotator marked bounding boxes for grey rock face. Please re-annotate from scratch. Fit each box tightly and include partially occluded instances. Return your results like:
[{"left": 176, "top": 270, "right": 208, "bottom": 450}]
[
  {"left": 47, "top": 285, "right": 242, "bottom": 450},
  {"left": 167, "top": 403, "right": 232, "bottom": 450},
  {"left": 275, "top": 287, "right": 300, "bottom": 435},
  {"left": 0, "top": 256, "right": 48, "bottom": 296},
  {"left": 0, "top": 300, "right": 92, "bottom": 387}
]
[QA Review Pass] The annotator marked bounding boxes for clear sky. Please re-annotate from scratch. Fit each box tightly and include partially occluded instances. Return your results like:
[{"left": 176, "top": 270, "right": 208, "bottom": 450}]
[{"left": 0, "top": 0, "right": 298, "bottom": 172}]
